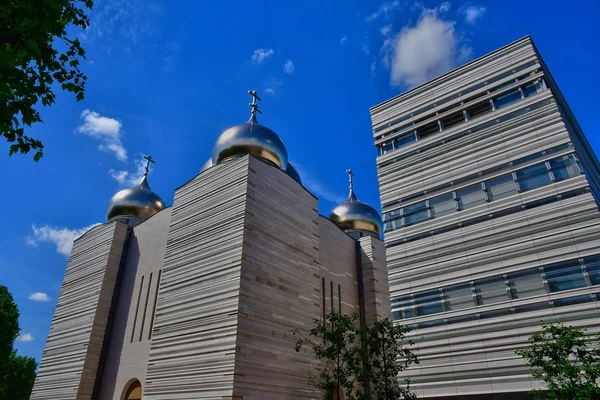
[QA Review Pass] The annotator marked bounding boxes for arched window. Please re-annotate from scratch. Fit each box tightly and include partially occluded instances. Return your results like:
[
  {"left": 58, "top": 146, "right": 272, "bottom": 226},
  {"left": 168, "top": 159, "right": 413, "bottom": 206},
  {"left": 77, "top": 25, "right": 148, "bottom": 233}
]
[{"left": 122, "top": 379, "right": 142, "bottom": 400}]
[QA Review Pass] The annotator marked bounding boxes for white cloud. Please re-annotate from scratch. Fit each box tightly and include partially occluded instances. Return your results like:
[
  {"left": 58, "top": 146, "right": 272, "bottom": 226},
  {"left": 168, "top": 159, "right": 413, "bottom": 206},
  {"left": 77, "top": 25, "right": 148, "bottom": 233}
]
[
  {"left": 439, "top": 1, "right": 451, "bottom": 13},
  {"left": 252, "top": 48, "right": 274, "bottom": 63},
  {"left": 283, "top": 59, "right": 295, "bottom": 74},
  {"left": 77, "top": 109, "right": 127, "bottom": 161},
  {"left": 295, "top": 165, "right": 345, "bottom": 204},
  {"left": 366, "top": 1, "right": 400, "bottom": 22},
  {"left": 109, "top": 156, "right": 147, "bottom": 186},
  {"left": 464, "top": 5, "right": 486, "bottom": 24},
  {"left": 17, "top": 333, "right": 34, "bottom": 343},
  {"left": 382, "top": 6, "right": 473, "bottom": 87},
  {"left": 340, "top": 35, "right": 347, "bottom": 45},
  {"left": 26, "top": 223, "right": 102, "bottom": 257},
  {"left": 380, "top": 24, "right": 393, "bottom": 36},
  {"left": 29, "top": 292, "right": 51, "bottom": 302},
  {"left": 264, "top": 78, "right": 283, "bottom": 96}
]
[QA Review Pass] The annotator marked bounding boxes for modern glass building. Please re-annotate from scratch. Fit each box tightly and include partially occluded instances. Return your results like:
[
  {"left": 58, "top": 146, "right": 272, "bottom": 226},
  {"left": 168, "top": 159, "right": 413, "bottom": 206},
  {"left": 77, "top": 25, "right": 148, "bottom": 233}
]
[{"left": 369, "top": 36, "right": 600, "bottom": 399}]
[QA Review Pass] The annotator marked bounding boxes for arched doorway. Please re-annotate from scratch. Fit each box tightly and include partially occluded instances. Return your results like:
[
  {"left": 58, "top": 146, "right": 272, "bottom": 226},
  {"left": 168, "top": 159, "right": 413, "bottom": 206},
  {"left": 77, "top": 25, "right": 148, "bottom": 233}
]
[{"left": 122, "top": 379, "right": 142, "bottom": 400}]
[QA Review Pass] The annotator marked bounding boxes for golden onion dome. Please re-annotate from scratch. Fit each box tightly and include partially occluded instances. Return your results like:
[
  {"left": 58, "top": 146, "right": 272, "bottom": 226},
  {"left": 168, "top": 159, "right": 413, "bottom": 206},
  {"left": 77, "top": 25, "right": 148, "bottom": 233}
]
[
  {"left": 285, "top": 160, "right": 302, "bottom": 184},
  {"left": 211, "top": 90, "right": 288, "bottom": 170},
  {"left": 106, "top": 156, "right": 165, "bottom": 223},
  {"left": 329, "top": 170, "right": 382, "bottom": 237}
]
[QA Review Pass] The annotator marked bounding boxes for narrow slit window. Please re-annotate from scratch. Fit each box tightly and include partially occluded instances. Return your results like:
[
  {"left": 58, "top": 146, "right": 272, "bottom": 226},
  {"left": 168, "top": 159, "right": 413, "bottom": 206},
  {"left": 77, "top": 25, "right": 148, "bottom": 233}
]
[
  {"left": 322, "top": 277, "right": 326, "bottom": 320},
  {"left": 148, "top": 270, "right": 162, "bottom": 340},
  {"left": 139, "top": 272, "right": 153, "bottom": 342},
  {"left": 338, "top": 284, "right": 342, "bottom": 313},
  {"left": 330, "top": 280, "right": 334, "bottom": 312},
  {"left": 130, "top": 275, "right": 145, "bottom": 343}
]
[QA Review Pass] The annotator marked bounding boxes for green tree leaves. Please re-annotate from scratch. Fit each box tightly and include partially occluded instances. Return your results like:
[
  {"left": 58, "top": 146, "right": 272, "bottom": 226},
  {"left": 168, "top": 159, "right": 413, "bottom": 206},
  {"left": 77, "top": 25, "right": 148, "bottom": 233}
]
[
  {"left": 0, "top": 0, "right": 94, "bottom": 161},
  {"left": 517, "top": 323, "right": 600, "bottom": 400},
  {"left": 294, "top": 312, "right": 417, "bottom": 400},
  {"left": 0, "top": 285, "right": 38, "bottom": 399}
]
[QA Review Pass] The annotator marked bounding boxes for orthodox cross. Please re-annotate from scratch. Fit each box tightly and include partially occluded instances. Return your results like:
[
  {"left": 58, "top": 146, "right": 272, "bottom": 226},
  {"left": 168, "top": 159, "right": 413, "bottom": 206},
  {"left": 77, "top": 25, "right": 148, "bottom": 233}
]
[
  {"left": 143, "top": 155, "right": 155, "bottom": 177},
  {"left": 346, "top": 169, "right": 354, "bottom": 190},
  {"left": 248, "top": 90, "right": 262, "bottom": 116}
]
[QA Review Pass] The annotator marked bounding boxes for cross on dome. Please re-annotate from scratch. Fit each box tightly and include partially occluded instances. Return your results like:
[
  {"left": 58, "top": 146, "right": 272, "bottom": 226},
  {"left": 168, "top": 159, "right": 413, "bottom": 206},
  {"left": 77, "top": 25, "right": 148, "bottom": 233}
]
[
  {"left": 346, "top": 169, "right": 355, "bottom": 190},
  {"left": 248, "top": 90, "right": 262, "bottom": 120},
  {"left": 143, "top": 155, "right": 155, "bottom": 177}
]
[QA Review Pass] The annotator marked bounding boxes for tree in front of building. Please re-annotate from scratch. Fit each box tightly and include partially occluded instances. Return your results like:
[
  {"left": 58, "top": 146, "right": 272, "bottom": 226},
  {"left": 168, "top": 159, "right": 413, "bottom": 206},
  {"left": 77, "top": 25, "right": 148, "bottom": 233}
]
[
  {"left": 0, "top": 0, "right": 94, "bottom": 161},
  {"left": 359, "top": 318, "right": 417, "bottom": 400},
  {"left": 294, "top": 312, "right": 417, "bottom": 400},
  {"left": 294, "top": 312, "right": 362, "bottom": 399},
  {"left": 517, "top": 323, "right": 600, "bottom": 399},
  {"left": 0, "top": 285, "right": 38, "bottom": 399}
]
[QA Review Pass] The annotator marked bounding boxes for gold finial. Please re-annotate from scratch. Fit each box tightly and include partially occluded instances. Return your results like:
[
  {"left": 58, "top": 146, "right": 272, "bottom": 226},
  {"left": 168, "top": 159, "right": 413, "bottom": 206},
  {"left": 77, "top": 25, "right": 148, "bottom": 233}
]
[
  {"left": 346, "top": 169, "right": 354, "bottom": 191},
  {"left": 143, "top": 155, "right": 155, "bottom": 177},
  {"left": 248, "top": 90, "right": 262, "bottom": 121}
]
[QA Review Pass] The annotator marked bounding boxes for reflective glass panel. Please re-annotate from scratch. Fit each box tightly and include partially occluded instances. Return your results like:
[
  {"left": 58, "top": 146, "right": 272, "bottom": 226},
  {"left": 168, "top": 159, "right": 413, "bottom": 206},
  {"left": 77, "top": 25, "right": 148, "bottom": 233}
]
[
  {"left": 544, "top": 261, "right": 586, "bottom": 292},
  {"left": 486, "top": 174, "right": 518, "bottom": 201},
  {"left": 474, "top": 276, "right": 510, "bottom": 305},
  {"left": 382, "top": 141, "right": 393, "bottom": 154},
  {"left": 585, "top": 256, "right": 600, "bottom": 286},
  {"left": 495, "top": 88, "right": 522, "bottom": 109},
  {"left": 521, "top": 82, "right": 538, "bottom": 98},
  {"left": 430, "top": 193, "right": 455, "bottom": 218},
  {"left": 516, "top": 163, "right": 551, "bottom": 191},
  {"left": 550, "top": 155, "right": 581, "bottom": 182},
  {"left": 391, "top": 295, "right": 414, "bottom": 319},
  {"left": 395, "top": 132, "right": 417, "bottom": 150},
  {"left": 507, "top": 268, "right": 546, "bottom": 298},
  {"left": 457, "top": 184, "right": 486, "bottom": 210},
  {"left": 403, "top": 201, "right": 429, "bottom": 226},
  {"left": 413, "top": 289, "right": 444, "bottom": 316},
  {"left": 553, "top": 294, "right": 594, "bottom": 308},
  {"left": 443, "top": 283, "right": 474, "bottom": 311}
]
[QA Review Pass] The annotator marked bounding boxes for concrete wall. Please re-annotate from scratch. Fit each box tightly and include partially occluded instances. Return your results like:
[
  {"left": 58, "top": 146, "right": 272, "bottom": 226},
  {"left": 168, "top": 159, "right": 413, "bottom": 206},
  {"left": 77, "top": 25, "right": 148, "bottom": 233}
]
[{"left": 97, "top": 208, "right": 172, "bottom": 400}]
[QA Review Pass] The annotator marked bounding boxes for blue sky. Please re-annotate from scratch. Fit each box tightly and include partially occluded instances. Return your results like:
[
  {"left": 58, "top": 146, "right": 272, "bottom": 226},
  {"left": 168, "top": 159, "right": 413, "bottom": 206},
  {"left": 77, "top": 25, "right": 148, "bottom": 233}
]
[{"left": 2, "top": 0, "right": 598, "bottom": 362}]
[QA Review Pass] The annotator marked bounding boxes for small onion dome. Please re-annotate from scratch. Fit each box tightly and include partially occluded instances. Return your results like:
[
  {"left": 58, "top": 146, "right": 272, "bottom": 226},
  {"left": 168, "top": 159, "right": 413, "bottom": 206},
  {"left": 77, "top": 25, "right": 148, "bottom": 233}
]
[
  {"left": 200, "top": 158, "right": 213, "bottom": 173},
  {"left": 211, "top": 90, "right": 288, "bottom": 170},
  {"left": 285, "top": 160, "right": 302, "bottom": 184},
  {"left": 329, "top": 171, "right": 382, "bottom": 236},
  {"left": 106, "top": 175, "right": 165, "bottom": 223}
]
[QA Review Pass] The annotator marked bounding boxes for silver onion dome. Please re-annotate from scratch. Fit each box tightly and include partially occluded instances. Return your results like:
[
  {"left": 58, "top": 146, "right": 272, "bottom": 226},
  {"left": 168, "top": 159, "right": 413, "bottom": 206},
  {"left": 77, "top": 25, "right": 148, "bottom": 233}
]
[
  {"left": 200, "top": 158, "right": 213, "bottom": 173},
  {"left": 211, "top": 90, "right": 288, "bottom": 170},
  {"left": 285, "top": 160, "right": 302, "bottom": 184},
  {"left": 106, "top": 156, "right": 166, "bottom": 223},
  {"left": 329, "top": 170, "right": 382, "bottom": 237}
]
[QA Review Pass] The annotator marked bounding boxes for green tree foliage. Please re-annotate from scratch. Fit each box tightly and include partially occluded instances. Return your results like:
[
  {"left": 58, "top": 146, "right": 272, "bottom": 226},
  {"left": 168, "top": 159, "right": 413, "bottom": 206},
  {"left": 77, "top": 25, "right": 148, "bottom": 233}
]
[
  {"left": 0, "top": 0, "right": 94, "bottom": 161},
  {"left": 0, "top": 285, "right": 38, "bottom": 399},
  {"left": 360, "top": 318, "right": 417, "bottom": 400},
  {"left": 294, "top": 312, "right": 362, "bottom": 399},
  {"left": 516, "top": 323, "right": 600, "bottom": 400},
  {"left": 294, "top": 312, "right": 417, "bottom": 400}
]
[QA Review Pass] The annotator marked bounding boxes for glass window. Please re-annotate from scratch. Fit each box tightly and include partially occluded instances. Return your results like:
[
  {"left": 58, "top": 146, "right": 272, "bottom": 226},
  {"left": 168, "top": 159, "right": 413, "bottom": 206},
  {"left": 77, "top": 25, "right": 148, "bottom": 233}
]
[
  {"left": 495, "top": 88, "right": 522, "bottom": 109},
  {"left": 418, "top": 319, "right": 445, "bottom": 329},
  {"left": 440, "top": 111, "right": 465, "bottom": 130},
  {"left": 486, "top": 174, "right": 518, "bottom": 201},
  {"left": 391, "top": 295, "right": 414, "bottom": 320},
  {"left": 585, "top": 256, "right": 600, "bottom": 286},
  {"left": 521, "top": 82, "right": 538, "bottom": 98},
  {"left": 516, "top": 162, "right": 551, "bottom": 191},
  {"left": 430, "top": 193, "right": 456, "bottom": 218},
  {"left": 443, "top": 283, "right": 474, "bottom": 311},
  {"left": 553, "top": 294, "right": 594, "bottom": 308},
  {"left": 394, "top": 132, "right": 416, "bottom": 150},
  {"left": 416, "top": 121, "right": 440, "bottom": 139},
  {"left": 479, "top": 308, "right": 513, "bottom": 320},
  {"left": 474, "top": 276, "right": 510, "bottom": 305},
  {"left": 402, "top": 201, "right": 429, "bottom": 226},
  {"left": 446, "top": 313, "right": 478, "bottom": 326},
  {"left": 507, "top": 268, "right": 546, "bottom": 299},
  {"left": 457, "top": 184, "right": 486, "bottom": 210},
  {"left": 381, "top": 141, "right": 394, "bottom": 155},
  {"left": 466, "top": 101, "right": 493, "bottom": 119},
  {"left": 544, "top": 260, "right": 587, "bottom": 292},
  {"left": 514, "top": 301, "right": 551, "bottom": 314},
  {"left": 550, "top": 155, "right": 581, "bottom": 182},
  {"left": 413, "top": 289, "right": 444, "bottom": 316}
]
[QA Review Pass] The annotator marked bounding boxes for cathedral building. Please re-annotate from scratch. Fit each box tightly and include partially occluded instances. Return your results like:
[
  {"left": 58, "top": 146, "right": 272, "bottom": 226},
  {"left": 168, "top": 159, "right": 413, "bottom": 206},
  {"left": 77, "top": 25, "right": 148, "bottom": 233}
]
[{"left": 30, "top": 92, "right": 390, "bottom": 400}]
